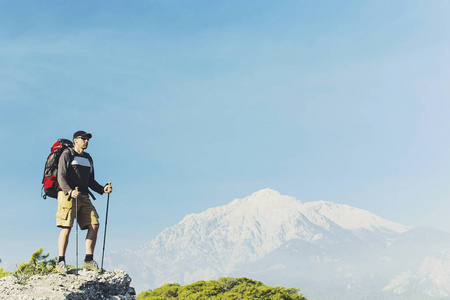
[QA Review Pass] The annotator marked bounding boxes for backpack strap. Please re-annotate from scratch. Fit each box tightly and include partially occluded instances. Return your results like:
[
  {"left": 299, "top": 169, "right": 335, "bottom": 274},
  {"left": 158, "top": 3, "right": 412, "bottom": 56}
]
[
  {"left": 68, "top": 148, "right": 75, "bottom": 168},
  {"left": 85, "top": 152, "right": 94, "bottom": 173},
  {"left": 89, "top": 190, "right": 97, "bottom": 201}
]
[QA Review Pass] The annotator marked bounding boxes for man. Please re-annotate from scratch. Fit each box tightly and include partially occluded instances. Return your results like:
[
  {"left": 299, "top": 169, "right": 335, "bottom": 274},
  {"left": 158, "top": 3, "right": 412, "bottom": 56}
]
[{"left": 55, "top": 130, "right": 112, "bottom": 273}]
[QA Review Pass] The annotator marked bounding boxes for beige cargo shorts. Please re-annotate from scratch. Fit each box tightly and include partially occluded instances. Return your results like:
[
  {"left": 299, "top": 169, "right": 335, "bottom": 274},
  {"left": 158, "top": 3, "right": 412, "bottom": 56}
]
[{"left": 56, "top": 191, "right": 99, "bottom": 230}]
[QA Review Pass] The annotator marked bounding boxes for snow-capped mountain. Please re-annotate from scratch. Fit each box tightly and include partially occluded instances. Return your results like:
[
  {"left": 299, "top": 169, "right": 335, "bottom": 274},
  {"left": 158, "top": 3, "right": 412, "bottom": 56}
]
[{"left": 107, "top": 188, "right": 450, "bottom": 299}]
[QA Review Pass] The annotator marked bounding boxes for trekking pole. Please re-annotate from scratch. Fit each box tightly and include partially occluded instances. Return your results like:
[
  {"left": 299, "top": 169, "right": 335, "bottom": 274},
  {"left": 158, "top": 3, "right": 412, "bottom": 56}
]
[
  {"left": 101, "top": 182, "right": 111, "bottom": 272},
  {"left": 75, "top": 187, "right": 79, "bottom": 276}
]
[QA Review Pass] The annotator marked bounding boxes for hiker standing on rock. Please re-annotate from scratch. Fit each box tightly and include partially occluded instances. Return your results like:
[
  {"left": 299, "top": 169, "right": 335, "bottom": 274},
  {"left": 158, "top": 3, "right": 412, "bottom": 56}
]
[{"left": 55, "top": 130, "right": 112, "bottom": 273}]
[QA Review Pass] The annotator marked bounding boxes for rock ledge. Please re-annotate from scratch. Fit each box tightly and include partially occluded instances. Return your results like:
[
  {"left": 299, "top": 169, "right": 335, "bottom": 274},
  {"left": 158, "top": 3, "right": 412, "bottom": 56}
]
[{"left": 0, "top": 269, "right": 136, "bottom": 300}]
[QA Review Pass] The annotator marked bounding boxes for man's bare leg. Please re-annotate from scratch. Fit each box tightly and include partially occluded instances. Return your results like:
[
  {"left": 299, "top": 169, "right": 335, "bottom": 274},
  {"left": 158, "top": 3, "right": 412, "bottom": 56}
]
[
  {"left": 56, "top": 227, "right": 71, "bottom": 273},
  {"left": 82, "top": 224, "right": 101, "bottom": 272},
  {"left": 58, "top": 227, "right": 71, "bottom": 256},
  {"left": 85, "top": 224, "right": 99, "bottom": 255}
]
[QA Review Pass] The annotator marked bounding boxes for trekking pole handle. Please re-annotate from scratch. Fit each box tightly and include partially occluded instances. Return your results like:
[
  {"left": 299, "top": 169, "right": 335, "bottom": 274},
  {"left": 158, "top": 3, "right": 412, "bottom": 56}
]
[
  {"left": 69, "top": 187, "right": 79, "bottom": 201},
  {"left": 105, "top": 182, "right": 112, "bottom": 193}
]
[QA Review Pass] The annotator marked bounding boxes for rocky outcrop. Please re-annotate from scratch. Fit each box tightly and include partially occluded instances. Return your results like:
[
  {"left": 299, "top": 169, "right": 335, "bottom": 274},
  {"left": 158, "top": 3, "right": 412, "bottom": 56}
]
[{"left": 0, "top": 269, "right": 136, "bottom": 300}]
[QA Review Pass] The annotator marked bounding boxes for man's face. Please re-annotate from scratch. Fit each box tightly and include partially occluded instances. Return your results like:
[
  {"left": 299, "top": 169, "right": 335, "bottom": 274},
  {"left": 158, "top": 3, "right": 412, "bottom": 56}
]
[{"left": 74, "top": 136, "right": 89, "bottom": 150}]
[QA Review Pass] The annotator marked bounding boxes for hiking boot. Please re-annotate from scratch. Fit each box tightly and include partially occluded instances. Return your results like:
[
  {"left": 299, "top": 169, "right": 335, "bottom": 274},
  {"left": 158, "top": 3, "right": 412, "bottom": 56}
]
[
  {"left": 82, "top": 259, "right": 101, "bottom": 272},
  {"left": 56, "top": 261, "right": 68, "bottom": 274}
]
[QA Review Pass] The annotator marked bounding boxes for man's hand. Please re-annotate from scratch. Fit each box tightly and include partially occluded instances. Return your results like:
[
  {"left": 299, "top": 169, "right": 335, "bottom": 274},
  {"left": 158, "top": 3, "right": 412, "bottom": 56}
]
[
  {"left": 104, "top": 184, "right": 112, "bottom": 194},
  {"left": 70, "top": 189, "right": 80, "bottom": 198}
]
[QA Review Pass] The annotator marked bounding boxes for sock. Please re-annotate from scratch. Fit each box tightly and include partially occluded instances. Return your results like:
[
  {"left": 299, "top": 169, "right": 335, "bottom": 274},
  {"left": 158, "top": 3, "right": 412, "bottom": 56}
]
[
  {"left": 58, "top": 256, "right": 65, "bottom": 263},
  {"left": 85, "top": 254, "right": 94, "bottom": 262}
]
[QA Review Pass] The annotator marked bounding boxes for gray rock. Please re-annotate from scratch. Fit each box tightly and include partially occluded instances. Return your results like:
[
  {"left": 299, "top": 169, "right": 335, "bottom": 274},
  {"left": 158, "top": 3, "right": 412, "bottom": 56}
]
[{"left": 0, "top": 269, "right": 136, "bottom": 300}]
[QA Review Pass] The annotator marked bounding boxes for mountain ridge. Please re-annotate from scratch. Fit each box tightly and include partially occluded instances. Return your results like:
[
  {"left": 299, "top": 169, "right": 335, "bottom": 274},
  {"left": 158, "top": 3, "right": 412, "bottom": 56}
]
[{"left": 107, "top": 188, "right": 450, "bottom": 299}]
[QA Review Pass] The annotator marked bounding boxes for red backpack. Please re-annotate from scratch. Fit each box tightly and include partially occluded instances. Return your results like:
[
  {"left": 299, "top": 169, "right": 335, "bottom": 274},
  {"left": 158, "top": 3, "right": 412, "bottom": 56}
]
[{"left": 41, "top": 139, "right": 74, "bottom": 199}]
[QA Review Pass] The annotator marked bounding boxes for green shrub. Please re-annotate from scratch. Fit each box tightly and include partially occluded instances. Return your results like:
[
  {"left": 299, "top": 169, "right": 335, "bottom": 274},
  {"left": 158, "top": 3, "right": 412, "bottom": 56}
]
[
  {"left": 0, "top": 258, "right": 12, "bottom": 278},
  {"left": 10, "top": 248, "right": 57, "bottom": 284},
  {"left": 0, "top": 267, "right": 12, "bottom": 278},
  {"left": 137, "top": 277, "right": 307, "bottom": 300}
]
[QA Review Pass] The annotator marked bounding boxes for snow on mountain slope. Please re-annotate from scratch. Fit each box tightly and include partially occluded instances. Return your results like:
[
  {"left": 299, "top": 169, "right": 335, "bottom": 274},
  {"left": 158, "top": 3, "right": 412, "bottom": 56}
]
[
  {"left": 135, "top": 188, "right": 407, "bottom": 264},
  {"left": 109, "top": 188, "right": 416, "bottom": 293},
  {"left": 302, "top": 200, "right": 410, "bottom": 233}
]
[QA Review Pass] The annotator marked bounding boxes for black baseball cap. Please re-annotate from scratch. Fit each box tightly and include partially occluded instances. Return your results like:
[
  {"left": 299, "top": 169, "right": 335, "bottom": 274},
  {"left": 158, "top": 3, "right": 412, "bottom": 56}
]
[{"left": 73, "top": 130, "right": 92, "bottom": 139}]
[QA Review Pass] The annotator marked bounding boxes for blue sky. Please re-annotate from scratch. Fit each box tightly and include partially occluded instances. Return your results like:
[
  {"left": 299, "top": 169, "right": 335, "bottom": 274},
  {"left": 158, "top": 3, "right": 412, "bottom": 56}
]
[{"left": 1, "top": 0, "right": 450, "bottom": 268}]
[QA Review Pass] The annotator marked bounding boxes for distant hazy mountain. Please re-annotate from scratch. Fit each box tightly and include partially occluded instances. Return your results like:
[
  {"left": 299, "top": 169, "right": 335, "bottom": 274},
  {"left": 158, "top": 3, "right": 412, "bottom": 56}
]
[{"left": 107, "top": 188, "right": 450, "bottom": 299}]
